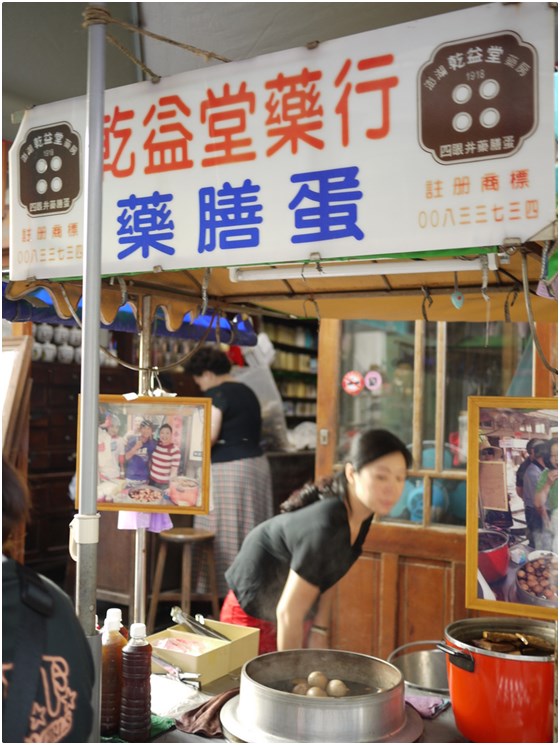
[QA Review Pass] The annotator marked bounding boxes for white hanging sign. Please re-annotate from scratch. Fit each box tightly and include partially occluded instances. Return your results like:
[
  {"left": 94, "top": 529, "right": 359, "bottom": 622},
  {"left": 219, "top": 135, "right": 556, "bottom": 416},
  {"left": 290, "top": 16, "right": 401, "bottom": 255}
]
[{"left": 9, "top": 3, "right": 556, "bottom": 281}]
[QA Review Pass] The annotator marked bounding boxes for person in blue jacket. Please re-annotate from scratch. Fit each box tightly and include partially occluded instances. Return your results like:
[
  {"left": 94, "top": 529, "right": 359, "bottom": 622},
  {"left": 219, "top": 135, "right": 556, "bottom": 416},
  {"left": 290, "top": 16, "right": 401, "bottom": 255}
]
[{"left": 124, "top": 418, "right": 157, "bottom": 482}]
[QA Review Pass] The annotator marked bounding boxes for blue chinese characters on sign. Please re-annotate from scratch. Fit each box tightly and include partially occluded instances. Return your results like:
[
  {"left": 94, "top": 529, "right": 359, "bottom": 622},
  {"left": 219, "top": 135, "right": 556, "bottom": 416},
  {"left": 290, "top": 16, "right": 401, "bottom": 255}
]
[
  {"left": 117, "top": 191, "right": 175, "bottom": 260},
  {"left": 198, "top": 179, "right": 263, "bottom": 253},
  {"left": 289, "top": 166, "right": 364, "bottom": 243}
]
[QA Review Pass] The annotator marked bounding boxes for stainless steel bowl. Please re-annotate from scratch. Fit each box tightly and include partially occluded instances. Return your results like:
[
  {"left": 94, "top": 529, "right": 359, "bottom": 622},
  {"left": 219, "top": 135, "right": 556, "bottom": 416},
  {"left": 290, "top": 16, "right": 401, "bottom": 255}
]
[
  {"left": 388, "top": 641, "right": 449, "bottom": 694},
  {"left": 219, "top": 649, "right": 424, "bottom": 743}
]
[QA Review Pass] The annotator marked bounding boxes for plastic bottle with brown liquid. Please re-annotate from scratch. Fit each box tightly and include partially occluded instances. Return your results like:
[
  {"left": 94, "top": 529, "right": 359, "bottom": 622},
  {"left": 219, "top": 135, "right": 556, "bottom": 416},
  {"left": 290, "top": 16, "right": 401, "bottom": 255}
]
[
  {"left": 100, "top": 617, "right": 127, "bottom": 736},
  {"left": 119, "top": 622, "right": 152, "bottom": 743},
  {"left": 101, "top": 606, "right": 129, "bottom": 639}
]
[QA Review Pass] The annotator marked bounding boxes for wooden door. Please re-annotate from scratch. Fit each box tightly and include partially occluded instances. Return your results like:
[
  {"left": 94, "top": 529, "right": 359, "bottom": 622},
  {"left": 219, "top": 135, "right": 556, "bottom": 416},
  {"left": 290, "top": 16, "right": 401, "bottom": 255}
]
[{"left": 315, "top": 319, "right": 476, "bottom": 653}]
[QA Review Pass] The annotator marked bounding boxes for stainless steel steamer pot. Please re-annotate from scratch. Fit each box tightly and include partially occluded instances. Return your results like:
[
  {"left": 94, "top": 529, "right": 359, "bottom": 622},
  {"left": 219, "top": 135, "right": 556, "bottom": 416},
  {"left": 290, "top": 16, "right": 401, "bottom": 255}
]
[{"left": 220, "top": 649, "right": 424, "bottom": 743}]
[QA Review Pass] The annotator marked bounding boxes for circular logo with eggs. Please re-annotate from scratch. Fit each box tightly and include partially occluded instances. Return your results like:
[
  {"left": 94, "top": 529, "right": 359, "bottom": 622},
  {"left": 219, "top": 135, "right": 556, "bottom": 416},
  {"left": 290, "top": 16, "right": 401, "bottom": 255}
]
[
  {"left": 18, "top": 122, "right": 81, "bottom": 216},
  {"left": 418, "top": 31, "right": 537, "bottom": 164}
]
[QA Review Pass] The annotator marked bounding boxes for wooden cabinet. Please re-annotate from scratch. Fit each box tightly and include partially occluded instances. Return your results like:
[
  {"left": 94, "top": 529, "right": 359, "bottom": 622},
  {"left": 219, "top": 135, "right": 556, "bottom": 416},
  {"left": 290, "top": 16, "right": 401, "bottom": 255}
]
[
  {"left": 330, "top": 523, "right": 471, "bottom": 656},
  {"left": 266, "top": 451, "right": 315, "bottom": 514}
]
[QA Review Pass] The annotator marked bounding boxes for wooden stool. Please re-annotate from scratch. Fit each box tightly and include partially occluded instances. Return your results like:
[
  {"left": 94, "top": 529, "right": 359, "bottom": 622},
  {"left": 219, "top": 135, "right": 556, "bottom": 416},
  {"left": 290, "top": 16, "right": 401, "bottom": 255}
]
[{"left": 146, "top": 527, "right": 220, "bottom": 634}]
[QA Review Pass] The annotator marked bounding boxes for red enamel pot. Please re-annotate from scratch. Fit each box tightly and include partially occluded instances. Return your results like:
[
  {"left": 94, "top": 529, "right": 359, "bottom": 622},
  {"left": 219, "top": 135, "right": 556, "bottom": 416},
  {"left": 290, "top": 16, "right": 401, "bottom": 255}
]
[
  {"left": 478, "top": 529, "right": 509, "bottom": 583},
  {"left": 438, "top": 617, "right": 555, "bottom": 743}
]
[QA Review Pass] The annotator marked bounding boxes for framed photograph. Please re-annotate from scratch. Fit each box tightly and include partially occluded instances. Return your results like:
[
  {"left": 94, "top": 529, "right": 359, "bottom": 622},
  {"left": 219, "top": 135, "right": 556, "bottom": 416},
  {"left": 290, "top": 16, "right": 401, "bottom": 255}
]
[
  {"left": 76, "top": 395, "right": 212, "bottom": 515},
  {"left": 466, "top": 396, "right": 558, "bottom": 621},
  {"left": 2, "top": 335, "right": 33, "bottom": 453}
]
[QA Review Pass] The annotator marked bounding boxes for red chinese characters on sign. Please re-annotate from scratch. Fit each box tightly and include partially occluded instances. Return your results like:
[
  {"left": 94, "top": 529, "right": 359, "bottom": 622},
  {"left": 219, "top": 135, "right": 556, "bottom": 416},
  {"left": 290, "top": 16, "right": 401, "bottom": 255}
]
[
  {"left": 511, "top": 169, "right": 529, "bottom": 189},
  {"left": 102, "top": 57, "right": 401, "bottom": 176},
  {"left": 143, "top": 95, "right": 194, "bottom": 174},
  {"left": 481, "top": 174, "right": 500, "bottom": 192},
  {"left": 104, "top": 107, "right": 135, "bottom": 178},
  {"left": 200, "top": 83, "right": 257, "bottom": 166},
  {"left": 335, "top": 54, "right": 399, "bottom": 146},
  {"left": 265, "top": 67, "right": 324, "bottom": 156},
  {"left": 420, "top": 167, "right": 539, "bottom": 228}
]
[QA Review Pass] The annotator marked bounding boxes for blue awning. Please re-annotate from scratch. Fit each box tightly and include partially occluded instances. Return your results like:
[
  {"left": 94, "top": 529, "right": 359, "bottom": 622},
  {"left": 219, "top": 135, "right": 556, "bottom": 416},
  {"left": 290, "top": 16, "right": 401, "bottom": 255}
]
[{"left": 2, "top": 281, "right": 257, "bottom": 346}]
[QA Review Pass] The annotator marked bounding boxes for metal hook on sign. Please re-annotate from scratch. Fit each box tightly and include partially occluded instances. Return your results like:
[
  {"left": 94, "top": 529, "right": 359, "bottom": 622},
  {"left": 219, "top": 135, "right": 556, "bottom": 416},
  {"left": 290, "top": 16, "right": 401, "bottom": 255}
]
[
  {"left": 539, "top": 241, "right": 551, "bottom": 281},
  {"left": 451, "top": 272, "right": 464, "bottom": 310},
  {"left": 117, "top": 276, "right": 129, "bottom": 306},
  {"left": 201, "top": 268, "right": 211, "bottom": 316},
  {"left": 303, "top": 297, "right": 321, "bottom": 327},
  {"left": 59, "top": 283, "right": 83, "bottom": 329},
  {"left": 504, "top": 284, "right": 520, "bottom": 323},
  {"left": 538, "top": 240, "right": 557, "bottom": 298},
  {"left": 421, "top": 287, "right": 433, "bottom": 322}
]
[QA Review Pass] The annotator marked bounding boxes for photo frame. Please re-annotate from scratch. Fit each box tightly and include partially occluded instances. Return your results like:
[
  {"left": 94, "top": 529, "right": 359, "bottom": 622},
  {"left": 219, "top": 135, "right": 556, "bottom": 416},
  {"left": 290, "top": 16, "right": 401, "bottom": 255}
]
[
  {"left": 2, "top": 335, "right": 33, "bottom": 453},
  {"left": 76, "top": 395, "right": 212, "bottom": 515},
  {"left": 466, "top": 396, "right": 558, "bottom": 621}
]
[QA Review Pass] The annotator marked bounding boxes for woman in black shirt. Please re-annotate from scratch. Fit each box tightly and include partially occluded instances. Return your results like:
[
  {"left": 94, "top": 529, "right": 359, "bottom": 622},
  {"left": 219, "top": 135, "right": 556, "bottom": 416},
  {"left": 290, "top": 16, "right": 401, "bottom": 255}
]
[
  {"left": 222, "top": 428, "right": 411, "bottom": 652},
  {"left": 185, "top": 346, "right": 274, "bottom": 598}
]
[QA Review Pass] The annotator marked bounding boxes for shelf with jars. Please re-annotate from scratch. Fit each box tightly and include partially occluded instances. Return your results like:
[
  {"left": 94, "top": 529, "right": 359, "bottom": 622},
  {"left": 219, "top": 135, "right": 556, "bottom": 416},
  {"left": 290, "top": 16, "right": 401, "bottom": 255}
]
[{"left": 260, "top": 316, "right": 318, "bottom": 426}]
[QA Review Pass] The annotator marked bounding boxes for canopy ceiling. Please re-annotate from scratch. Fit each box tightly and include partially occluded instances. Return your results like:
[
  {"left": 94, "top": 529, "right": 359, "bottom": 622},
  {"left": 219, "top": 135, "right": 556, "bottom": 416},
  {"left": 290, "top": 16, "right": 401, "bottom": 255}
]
[{"left": 4, "top": 246, "right": 557, "bottom": 325}]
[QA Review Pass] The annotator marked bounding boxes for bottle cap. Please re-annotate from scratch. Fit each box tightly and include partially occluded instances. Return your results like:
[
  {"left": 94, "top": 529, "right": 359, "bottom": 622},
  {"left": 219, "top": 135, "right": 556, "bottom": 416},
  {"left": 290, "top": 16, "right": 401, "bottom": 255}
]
[
  {"left": 106, "top": 607, "right": 123, "bottom": 624},
  {"left": 129, "top": 622, "right": 146, "bottom": 639},
  {"left": 104, "top": 618, "right": 121, "bottom": 632}
]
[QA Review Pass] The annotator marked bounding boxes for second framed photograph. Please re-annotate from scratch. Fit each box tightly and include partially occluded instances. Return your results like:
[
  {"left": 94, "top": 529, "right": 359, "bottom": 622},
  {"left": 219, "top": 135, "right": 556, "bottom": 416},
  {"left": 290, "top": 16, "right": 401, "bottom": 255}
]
[
  {"left": 466, "top": 396, "right": 558, "bottom": 621},
  {"left": 76, "top": 395, "right": 212, "bottom": 515}
]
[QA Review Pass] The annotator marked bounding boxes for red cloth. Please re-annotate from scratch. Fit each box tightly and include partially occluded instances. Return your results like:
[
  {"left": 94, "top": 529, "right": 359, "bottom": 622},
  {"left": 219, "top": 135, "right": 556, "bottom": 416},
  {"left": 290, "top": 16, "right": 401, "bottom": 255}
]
[
  {"left": 226, "top": 346, "right": 245, "bottom": 366},
  {"left": 220, "top": 590, "right": 277, "bottom": 654}
]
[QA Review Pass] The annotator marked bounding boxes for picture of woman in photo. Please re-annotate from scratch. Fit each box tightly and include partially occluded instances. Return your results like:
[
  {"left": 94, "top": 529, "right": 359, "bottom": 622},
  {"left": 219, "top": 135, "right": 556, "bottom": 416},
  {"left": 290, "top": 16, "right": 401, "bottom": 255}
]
[{"left": 150, "top": 423, "right": 181, "bottom": 489}]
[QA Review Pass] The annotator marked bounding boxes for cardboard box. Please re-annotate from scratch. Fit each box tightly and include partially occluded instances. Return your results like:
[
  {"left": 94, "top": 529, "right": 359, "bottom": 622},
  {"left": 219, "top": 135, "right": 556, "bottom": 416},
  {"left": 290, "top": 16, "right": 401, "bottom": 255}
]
[
  {"left": 169, "top": 619, "right": 260, "bottom": 672},
  {"left": 148, "top": 628, "right": 230, "bottom": 686},
  {"left": 194, "top": 618, "right": 260, "bottom": 671}
]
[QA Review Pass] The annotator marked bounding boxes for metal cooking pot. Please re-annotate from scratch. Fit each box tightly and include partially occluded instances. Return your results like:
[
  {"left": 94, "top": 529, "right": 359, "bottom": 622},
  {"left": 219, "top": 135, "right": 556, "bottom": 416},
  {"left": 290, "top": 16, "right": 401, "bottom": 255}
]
[
  {"left": 438, "top": 617, "right": 555, "bottom": 743},
  {"left": 477, "top": 529, "right": 509, "bottom": 583},
  {"left": 388, "top": 641, "right": 449, "bottom": 694},
  {"left": 219, "top": 649, "right": 424, "bottom": 743}
]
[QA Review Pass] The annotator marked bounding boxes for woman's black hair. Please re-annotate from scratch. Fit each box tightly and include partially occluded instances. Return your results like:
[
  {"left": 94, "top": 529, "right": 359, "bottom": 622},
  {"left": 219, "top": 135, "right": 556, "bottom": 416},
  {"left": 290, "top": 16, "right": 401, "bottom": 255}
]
[
  {"left": 534, "top": 440, "right": 551, "bottom": 461},
  {"left": 545, "top": 437, "right": 558, "bottom": 469},
  {"left": 184, "top": 346, "right": 232, "bottom": 377},
  {"left": 280, "top": 429, "right": 411, "bottom": 513}
]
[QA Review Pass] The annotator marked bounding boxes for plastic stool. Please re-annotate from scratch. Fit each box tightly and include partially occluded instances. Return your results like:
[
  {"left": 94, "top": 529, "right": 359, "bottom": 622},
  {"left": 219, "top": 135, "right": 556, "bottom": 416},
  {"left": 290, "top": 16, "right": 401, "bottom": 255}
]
[{"left": 147, "top": 527, "right": 220, "bottom": 634}]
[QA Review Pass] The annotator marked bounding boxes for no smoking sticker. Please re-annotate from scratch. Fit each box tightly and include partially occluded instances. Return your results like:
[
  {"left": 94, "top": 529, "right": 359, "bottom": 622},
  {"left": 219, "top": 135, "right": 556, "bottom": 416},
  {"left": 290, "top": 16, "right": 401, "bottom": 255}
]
[{"left": 342, "top": 370, "right": 364, "bottom": 396}]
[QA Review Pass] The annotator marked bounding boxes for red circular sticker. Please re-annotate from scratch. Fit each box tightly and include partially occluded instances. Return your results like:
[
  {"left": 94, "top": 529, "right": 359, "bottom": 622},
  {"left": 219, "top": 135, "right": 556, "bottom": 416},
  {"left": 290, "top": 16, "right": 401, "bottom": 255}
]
[
  {"left": 342, "top": 370, "right": 364, "bottom": 396},
  {"left": 364, "top": 370, "right": 383, "bottom": 392}
]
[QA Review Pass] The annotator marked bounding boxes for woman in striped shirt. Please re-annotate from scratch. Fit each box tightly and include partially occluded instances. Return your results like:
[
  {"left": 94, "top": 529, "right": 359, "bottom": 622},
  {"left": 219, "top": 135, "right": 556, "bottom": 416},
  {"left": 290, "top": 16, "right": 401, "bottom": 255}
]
[{"left": 149, "top": 423, "right": 181, "bottom": 488}]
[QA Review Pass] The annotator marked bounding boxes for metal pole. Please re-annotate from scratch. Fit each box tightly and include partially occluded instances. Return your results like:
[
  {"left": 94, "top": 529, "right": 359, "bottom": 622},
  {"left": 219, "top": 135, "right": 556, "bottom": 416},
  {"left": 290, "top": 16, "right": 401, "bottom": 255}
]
[
  {"left": 133, "top": 295, "right": 152, "bottom": 622},
  {"left": 76, "top": 3, "right": 105, "bottom": 740}
]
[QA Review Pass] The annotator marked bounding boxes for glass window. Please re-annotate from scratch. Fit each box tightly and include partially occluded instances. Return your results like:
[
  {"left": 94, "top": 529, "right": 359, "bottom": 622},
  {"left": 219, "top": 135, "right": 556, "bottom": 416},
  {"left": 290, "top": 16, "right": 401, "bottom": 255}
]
[{"left": 337, "top": 320, "right": 534, "bottom": 527}]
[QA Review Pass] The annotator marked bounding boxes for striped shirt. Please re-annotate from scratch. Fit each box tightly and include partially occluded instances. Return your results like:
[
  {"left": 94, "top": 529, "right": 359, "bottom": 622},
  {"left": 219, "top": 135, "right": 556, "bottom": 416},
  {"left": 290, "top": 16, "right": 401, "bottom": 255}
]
[{"left": 150, "top": 442, "right": 181, "bottom": 485}]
